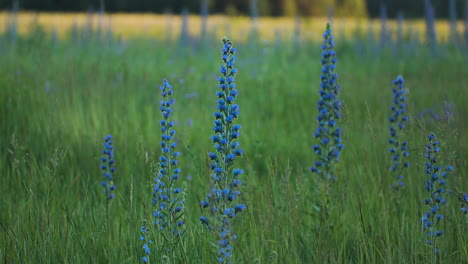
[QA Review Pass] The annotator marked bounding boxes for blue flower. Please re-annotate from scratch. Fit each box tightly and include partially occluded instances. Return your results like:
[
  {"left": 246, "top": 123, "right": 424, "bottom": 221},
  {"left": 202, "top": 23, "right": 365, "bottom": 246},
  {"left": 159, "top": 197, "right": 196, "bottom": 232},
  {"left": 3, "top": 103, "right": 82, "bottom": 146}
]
[
  {"left": 146, "top": 79, "right": 185, "bottom": 261},
  {"left": 100, "top": 135, "right": 116, "bottom": 200},
  {"left": 201, "top": 37, "right": 245, "bottom": 264},
  {"left": 420, "top": 133, "right": 451, "bottom": 253},
  {"left": 310, "top": 23, "right": 343, "bottom": 183},
  {"left": 143, "top": 244, "right": 150, "bottom": 254},
  {"left": 388, "top": 76, "right": 410, "bottom": 190},
  {"left": 139, "top": 221, "right": 151, "bottom": 263}
]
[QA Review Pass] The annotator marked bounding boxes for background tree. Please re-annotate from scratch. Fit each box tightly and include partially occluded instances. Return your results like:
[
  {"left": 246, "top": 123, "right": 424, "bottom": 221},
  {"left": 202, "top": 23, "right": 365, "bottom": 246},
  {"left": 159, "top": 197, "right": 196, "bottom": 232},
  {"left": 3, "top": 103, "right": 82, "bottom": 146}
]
[{"left": 0, "top": 0, "right": 464, "bottom": 18}]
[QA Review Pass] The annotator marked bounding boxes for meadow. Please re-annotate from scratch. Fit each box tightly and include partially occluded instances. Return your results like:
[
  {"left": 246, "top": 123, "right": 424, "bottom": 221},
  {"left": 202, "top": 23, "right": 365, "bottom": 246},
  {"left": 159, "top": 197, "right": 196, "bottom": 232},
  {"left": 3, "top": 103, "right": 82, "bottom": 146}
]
[{"left": 1, "top": 13, "right": 468, "bottom": 263}]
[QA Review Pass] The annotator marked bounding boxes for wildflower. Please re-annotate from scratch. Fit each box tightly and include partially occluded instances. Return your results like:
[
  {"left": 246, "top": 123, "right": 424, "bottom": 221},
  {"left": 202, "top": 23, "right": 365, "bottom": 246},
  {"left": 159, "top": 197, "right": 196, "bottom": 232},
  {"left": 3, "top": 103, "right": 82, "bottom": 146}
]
[
  {"left": 388, "top": 76, "right": 410, "bottom": 190},
  {"left": 139, "top": 222, "right": 152, "bottom": 263},
  {"left": 100, "top": 135, "right": 116, "bottom": 233},
  {"left": 148, "top": 79, "right": 186, "bottom": 262},
  {"left": 201, "top": 37, "right": 245, "bottom": 264},
  {"left": 420, "top": 133, "right": 451, "bottom": 254},
  {"left": 310, "top": 23, "right": 343, "bottom": 182},
  {"left": 100, "top": 135, "right": 116, "bottom": 200}
]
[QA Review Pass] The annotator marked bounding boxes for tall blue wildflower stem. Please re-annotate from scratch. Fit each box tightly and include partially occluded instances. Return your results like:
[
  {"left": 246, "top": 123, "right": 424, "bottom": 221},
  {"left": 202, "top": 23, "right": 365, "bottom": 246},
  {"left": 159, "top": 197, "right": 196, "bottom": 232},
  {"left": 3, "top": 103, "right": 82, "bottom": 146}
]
[
  {"left": 388, "top": 76, "right": 410, "bottom": 191},
  {"left": 421, "top": 133, "right": 452, "bottom": 259},
  {"left": 200, "top": 37, "right": 245, "bottom": 264},
  {"left": 100, "top": 135, "right": 116, "bottom": 231},
  {"left": 141, "top": 79, "right": 187, "bottom": 263},
  {"left": 310, "top": 23, "right": 343, "bottom": 222}
]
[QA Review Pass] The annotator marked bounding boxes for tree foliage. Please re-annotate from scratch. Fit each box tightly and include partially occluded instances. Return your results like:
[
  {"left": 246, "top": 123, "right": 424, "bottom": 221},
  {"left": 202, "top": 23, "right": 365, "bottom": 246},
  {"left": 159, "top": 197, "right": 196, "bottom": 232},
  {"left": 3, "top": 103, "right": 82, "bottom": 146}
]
[{"left": 0, "top": 0, "right": 465, "bottom": 18}]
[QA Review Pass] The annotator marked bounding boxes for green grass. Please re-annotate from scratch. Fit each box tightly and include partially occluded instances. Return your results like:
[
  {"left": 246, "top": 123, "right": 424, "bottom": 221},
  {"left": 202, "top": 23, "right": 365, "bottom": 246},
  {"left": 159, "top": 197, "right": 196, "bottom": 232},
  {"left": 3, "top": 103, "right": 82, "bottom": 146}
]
[{"left": 0, "top": 28, "right": 467, "bottom": 264}]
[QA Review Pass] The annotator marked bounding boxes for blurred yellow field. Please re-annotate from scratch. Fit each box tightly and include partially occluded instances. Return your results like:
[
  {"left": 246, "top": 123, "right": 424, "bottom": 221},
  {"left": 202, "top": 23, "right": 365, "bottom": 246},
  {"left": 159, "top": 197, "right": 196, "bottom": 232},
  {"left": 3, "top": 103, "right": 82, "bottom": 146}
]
[{"left": 0, "top": 12, "right": 465, "bottom": 42}]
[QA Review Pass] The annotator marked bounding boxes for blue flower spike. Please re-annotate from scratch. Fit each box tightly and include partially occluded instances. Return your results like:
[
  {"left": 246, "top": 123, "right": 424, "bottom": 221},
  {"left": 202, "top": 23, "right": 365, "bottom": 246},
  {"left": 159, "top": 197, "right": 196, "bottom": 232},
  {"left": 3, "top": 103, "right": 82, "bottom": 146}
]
[
  {"left": 388, "top": 76, "right": 410, "bottom": 190},
  {"left": 101, "top": 135, "right": 116, "bottom": 200},
  {"left": 310, "top": 23, "right": 343, "bottom": 182},
  {"left": 201, "top": 37, "right": 245, "bottom": 264},
  {"left": 421, "top": 132, "right": 452, "bottom": 254},
  {"left": 141, "top": 79, "right": 186, "bottom": 263}
]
